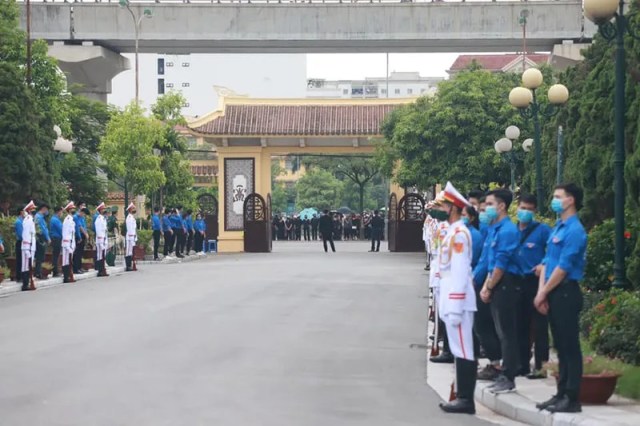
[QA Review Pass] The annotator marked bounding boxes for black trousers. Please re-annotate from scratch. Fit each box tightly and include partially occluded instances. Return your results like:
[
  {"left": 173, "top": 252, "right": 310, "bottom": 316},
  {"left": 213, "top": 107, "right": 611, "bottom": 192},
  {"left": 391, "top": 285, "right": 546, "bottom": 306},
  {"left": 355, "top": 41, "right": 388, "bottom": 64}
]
[
  {"left": 34, "top": 239, "right": 46, "bottom": 277},
  {"left": 370, "top": 231, "right": 381, "bottom": 251},
  {"left": 194, "top": 232, "right": 203, "bottom": 253},
  {"left": 474, "top": 286, "right": 502, "bottom": 362},
  {"left": 548, "top": 281, "right": 583, "bottom": 401},
  {"left": 153, "top": 230, "right": 161, "bottom": 259},
  {"left": 52, "top": 237, "right": 61, "bottom": 276},
  {"left": 186, "top": 230, "right": 194, "bottom": 254},
  {"left": 519, "top": 275, "right": 550, "bottom": 371},
  {"left": 163, "top": 231, "right": 173, "bottom": 256},
  {"left": 178, "top": 229, "right": 186, "bottom": 254},
  {"left": 15, "top": 240, "right": 22, "bottom": 281},
  {"left": 312, "top": 228, "right": 318, "bottom": 240},
  {"left": 73, "top": 238, "right": 85, "bottom": 272},
  {"left": 303, "top": 227, "right": 310, "bottom": 241},
  {"left": 490, "top": 273, "right": 524, "bottom": 381},
  {"left": 321, "top": 232, "right": 335, "bottom": 252}
]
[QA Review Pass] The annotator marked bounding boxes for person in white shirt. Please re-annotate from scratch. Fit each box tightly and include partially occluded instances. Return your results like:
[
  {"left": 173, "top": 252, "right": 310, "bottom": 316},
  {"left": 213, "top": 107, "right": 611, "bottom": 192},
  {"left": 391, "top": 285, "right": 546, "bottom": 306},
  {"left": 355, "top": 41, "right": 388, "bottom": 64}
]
[
  {"left": 125, "top": 202, "right": 138, "bottom": 272},
  {"left": 62, "top": 202, "right": 77, "bottom": 283},
  {"left": 21, "top": 200, "right": 37, "bottom": 291},
  {"left": 95, "top": 202, "right": 109, "bottom": 277}
]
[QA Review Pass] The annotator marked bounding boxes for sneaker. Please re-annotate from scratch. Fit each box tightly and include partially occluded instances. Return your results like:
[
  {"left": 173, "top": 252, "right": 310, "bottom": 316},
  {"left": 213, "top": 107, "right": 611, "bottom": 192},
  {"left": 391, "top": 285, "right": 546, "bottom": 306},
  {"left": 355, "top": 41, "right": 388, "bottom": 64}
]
[
  {"left": 489, "top": 376, "right": 515, "bottom": 394},
  {"left": 477, "top": 364, "right": 501, "bottom": 381}
]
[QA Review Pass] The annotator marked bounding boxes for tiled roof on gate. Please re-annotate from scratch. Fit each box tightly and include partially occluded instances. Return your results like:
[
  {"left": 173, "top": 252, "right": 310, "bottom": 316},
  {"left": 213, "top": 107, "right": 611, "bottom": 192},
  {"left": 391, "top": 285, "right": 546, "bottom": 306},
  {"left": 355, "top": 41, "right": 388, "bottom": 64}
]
[
  {"left": 189, "top": 101, "right": 405, "bottom": 136},
  {"left": 448, "top": 54, "right": 550, "bottom": 73}
]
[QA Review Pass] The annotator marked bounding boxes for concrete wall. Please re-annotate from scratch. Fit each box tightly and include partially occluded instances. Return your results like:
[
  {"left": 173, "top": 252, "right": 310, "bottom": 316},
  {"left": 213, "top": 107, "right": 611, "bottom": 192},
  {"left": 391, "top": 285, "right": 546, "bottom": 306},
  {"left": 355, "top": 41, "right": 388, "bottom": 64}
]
[{"left": 22, "top": 2, "right": 594, "bottom": 54}]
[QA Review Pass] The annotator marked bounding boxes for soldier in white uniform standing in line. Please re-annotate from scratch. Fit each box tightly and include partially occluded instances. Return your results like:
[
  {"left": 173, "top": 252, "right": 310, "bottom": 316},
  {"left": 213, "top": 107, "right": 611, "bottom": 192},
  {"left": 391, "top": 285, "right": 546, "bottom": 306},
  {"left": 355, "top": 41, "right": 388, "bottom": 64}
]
[
  {"left": 95, "top": 202, "right": 109, "bottom": 277},
  {"left": 21, "top": 200, "right": 37, "bottom": 291},
  {"left": 438, "top": 182, "right": 478, "bottom": 415},
  {"left": 125, "top": 202, "right": 138, "bottom": 272},
  {"left": 62, "top": 202, "right": 77, "bottom": 283}
]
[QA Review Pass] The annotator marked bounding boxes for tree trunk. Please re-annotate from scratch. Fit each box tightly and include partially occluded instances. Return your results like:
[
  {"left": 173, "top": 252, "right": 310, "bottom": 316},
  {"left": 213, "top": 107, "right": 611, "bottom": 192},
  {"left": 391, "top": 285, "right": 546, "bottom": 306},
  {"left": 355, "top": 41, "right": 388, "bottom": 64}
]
[{"left": 359, "top": 184, "right": 365, "bottom": 240}]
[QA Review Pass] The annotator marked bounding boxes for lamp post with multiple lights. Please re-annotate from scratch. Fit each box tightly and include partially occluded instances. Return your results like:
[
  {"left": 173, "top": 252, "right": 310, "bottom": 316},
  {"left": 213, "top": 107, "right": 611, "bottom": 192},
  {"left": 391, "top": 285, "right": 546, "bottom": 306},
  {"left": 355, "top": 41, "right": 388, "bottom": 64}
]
[{"left": 494, "top": 125, "right": 533, "bottom": 192}]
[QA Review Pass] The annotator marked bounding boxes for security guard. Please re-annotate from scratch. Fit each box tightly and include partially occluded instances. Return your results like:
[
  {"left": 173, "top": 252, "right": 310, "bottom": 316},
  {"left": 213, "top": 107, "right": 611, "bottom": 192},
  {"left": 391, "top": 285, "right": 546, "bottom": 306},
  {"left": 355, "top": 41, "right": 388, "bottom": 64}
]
[
  {"left": 534, "top": 183, "right": 587, "bottom": 414},
  {"left": 480, "top": 189, "right": 522, "bottom": 394},
  {"left": 438, "top": 182, "right": 477, "bottom": 415},
  {"left": 125, "top": 202, "right": 138, "bottom": 272},
  {"left": 21, "top": 200, "right": 37, "bottom": 291},
  {"left": 62, "top": 202, "right": 77, "bottom": 283},
  {"left": 95, "top": 202, "right": 109, "bottom": 277}
]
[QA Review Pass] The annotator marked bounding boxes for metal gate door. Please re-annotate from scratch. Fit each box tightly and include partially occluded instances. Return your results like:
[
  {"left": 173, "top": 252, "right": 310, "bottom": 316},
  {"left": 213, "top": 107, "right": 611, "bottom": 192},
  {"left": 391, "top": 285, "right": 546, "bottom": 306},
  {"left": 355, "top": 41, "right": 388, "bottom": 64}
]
[
  {"left": 197, "top": 193, "right": 219, "bottom": 241},
  {"left": 243, "top": 193, "right": 270, "bottom": 253},
  {"left": 266, "top": 193, "right": 273, "bottom": 251},
  {"left": 388, "top": 193, "right": 398, "bottom": 252},
  {"left": 396, "top": 193, "right": 426, "bottom": 252}
]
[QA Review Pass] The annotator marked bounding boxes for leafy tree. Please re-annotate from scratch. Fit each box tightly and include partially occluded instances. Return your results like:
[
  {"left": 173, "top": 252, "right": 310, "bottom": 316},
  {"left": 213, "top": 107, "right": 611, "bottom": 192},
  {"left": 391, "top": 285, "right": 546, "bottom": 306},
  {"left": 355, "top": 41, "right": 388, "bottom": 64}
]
[
  {"left": 100, "top": 103, "right": 166, "bottom": 203},
  {"left": 296, "top": 168, "right": 343, "bottom": 211}
]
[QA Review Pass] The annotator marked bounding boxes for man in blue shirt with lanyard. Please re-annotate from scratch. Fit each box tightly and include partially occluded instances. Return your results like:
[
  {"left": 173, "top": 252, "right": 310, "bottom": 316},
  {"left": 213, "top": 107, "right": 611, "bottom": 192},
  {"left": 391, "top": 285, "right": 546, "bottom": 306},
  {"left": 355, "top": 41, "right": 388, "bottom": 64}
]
[
  {"left": 535, "top": 183, "right": 587, "bottom": 414},
  {"left": 151, "top": 207, "right": 163, "bottom": 261},
  {"left": 50, "top": 207, "right": 63, "bottom": 277},
  {"left": 480, "top": 189, "right": 522, "bottom": 394},
  {"left": 515, "top": 194, "right": 552, "bottom": 379}
]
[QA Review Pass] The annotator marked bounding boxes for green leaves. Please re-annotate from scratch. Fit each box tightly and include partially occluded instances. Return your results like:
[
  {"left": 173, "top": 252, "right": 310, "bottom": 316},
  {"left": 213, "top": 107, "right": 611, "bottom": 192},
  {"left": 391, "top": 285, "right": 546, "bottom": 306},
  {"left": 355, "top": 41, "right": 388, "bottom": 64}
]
[{"left": 296, "top": 169, "right": 343, "bottom": 211}]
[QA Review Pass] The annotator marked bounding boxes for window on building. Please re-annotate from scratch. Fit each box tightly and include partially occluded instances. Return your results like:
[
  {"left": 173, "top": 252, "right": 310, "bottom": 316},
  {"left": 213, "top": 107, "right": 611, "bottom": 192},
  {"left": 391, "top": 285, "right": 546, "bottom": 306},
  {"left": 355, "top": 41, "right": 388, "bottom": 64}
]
[
  {"left": 394, "top": 88, "right": 400, "bottom": 95},
  {"left": 381, "top": 89, "right": 387, "bottom": 95},
  {"left": 182, "top": 62, "right": 190, "bottom": 67},
  {"left": 351, "top": 86, "right": 364, "bottom": 96},
  {"left": 157, "top": 78, "right": 165, "bottom": 95},
  {"left": 407, "top": 88, "right": 413, "bottom": 95},
  {"left": 157, "top": 58, "right": 165, "bottom": 75},
  {"left": 166, "top": 62, "right": 174, "bottom": 67},
  {"left": 182, "top": 82, "right": 190, "bottom": 87},
  {"left": 166, "top": 83, "right": 174, "bottom": 88},
  {"left": 342, "top": 89, "right": 349, "bottom": 95}
]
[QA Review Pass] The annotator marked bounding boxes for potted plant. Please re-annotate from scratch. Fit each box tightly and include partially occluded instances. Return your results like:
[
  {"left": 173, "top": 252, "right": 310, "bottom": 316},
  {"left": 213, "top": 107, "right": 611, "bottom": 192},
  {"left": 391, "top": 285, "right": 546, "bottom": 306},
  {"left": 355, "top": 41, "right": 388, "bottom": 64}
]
[
  {"left": 5, "top": 257, "right": 16, "bottom": 281},
  {"left": 545, "top": 355, "right": 623, "bottom": 404},
  {"left": 40, "top": 262, "right": 53, "bottom": 280},
  {"left": 82, "top": 257, "right": 94, "bottom": 271},
  {"left": 135, "top": 229, "right": 153, "bottom": 260},
  {"left": 0, "top": 266, "right": 8, "bottom": 284}
]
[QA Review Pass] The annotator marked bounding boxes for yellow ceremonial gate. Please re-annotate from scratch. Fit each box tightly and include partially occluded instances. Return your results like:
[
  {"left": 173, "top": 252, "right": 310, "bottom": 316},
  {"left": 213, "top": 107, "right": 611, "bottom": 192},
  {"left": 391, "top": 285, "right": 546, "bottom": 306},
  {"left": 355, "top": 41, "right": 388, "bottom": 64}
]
[{"left": 188, "top": 97, "right": 413, "bottom": 253}]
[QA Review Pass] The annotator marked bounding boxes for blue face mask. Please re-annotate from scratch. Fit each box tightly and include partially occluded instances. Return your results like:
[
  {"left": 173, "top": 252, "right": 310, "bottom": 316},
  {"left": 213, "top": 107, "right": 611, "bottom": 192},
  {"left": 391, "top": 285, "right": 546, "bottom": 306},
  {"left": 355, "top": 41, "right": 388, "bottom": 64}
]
[
  {"left": 44, "top": 211, "right": 49, "bottom": 217},
  {"left": 517, "top": 209, "right": 534, "bottom": 224},
  {"left": 485, "top": 205, "right": 498, "bottom": 222},
  {"left": 479, "top": 212, "right": 491, "bottom": 225},
  {"left": 551, "top": 198, "right": 564, "bottom": 213},
  {"left": 462, "top": 217, "right": 470, "bottom": 225}
]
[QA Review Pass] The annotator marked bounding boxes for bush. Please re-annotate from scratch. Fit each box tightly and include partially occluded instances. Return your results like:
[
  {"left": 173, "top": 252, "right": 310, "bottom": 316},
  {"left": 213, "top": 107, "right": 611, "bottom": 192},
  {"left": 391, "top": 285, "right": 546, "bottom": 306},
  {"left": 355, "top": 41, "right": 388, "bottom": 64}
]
[
  {"left": 0, "top": 216, "right": 17, "bottom": 259},
  {"left": 136, "top": 229, "right": 153, "bottom": 252},
  {"left": 584, "top": 289, "right": 640, "bottom": 365}
]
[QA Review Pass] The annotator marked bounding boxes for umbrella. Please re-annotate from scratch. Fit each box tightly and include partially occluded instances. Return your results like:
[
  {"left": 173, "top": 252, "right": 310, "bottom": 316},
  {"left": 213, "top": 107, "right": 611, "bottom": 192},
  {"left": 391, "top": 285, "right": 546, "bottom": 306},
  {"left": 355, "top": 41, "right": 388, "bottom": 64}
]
[
  {"left": 298, "top": 207, "right": 318, "bottom": 220},
  {"left": 337, "top": 206, "right": 353, "bottom": 215}
]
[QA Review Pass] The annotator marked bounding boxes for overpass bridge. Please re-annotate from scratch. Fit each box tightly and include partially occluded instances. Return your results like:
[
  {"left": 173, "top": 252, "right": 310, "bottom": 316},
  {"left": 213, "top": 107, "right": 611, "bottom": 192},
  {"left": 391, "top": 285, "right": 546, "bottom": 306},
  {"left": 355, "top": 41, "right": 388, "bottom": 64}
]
[{"left": 18, "top": 1, "right": 594, "bottom": 99}]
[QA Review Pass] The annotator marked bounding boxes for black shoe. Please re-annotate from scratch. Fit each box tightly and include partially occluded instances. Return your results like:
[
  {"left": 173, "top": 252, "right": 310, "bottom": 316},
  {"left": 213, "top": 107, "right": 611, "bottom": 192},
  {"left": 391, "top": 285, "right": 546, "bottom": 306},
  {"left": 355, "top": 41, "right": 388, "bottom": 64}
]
[
  {"left": 489, "top": 376, "right": 515, "bottom": 394},
  {"left": 527, "top": 369, "right": 547, "bottom": 380},
  {"left": 430, "top": 352, "right": 455, "bottom": 364},
  {"left": 477, "top": 364, "right": 501, "bottom": 381},
  {"left": 439, "top": 398, "right": 475, "bottom": 415},
  {"left": 536, "top": 394, "right": 563, "bottom": 411},
  {"left": 547, "top": 395, "right": 582, "bottom": 413}
]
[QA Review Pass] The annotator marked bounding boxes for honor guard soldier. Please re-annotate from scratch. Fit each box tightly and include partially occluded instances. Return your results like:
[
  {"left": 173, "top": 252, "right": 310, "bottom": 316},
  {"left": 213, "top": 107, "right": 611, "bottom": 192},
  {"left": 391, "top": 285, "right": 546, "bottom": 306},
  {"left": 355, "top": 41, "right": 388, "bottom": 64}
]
[
  {"left": 125, "top": 202, "right": 138, "bottom": 272},
  {"left": 437, "top": 182, "right": 477, "bottom": 415},
  {"left": 95, "top": 202, "right": 109, "bottom": 277},
  {"left": 21, "top": 200, "right": 37, "bottom": 291},
  {"left": 62, "top": 202, "right": 77, "bottom": 283}
]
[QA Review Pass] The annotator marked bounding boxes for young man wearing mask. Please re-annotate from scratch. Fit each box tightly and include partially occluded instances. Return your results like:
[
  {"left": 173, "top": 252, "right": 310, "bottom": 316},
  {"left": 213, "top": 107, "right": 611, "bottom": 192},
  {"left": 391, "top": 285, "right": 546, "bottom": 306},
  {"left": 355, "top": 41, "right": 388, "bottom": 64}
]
[
  {"left": 480, "top": 189, "right": 523, "bottom": 394},
  {"left": 61, "top": 202, "right": 77, "bottom": 283},
  {"left": 515, "top": 194, "right": 552, "bottom": 379},
  {"left": 34, "top": 203, "right": 51, "bottom": 279},
  {"left": 472, "top": 198, "right": 503, "bottom": 381},
  {"left": 50, "top": 207, "right": 63, "bottom": 277},
  {"left": 534, "top": 184, "right": 587, "bottom": 413},
  {"left": 125, "top": 203, "right": 138, "bottom": 272}
]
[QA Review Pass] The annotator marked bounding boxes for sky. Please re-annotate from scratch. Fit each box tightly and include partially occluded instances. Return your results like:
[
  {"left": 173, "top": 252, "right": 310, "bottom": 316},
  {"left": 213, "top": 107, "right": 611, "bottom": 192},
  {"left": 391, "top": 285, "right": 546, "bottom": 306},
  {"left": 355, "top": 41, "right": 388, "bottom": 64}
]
[{"left": 306, "top": 53, "right": 461, "bottom": 79}]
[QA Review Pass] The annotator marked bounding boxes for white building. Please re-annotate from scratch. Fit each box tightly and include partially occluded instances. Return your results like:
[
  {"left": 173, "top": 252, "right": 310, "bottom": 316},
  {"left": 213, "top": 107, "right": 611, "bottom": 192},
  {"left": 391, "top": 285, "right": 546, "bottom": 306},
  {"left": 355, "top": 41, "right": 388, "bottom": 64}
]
[
  {"left": 306, "top": 71, "right": 443, "bottom": 99},
  {"left": 108, "top": 54, "right": 308, "bottom": 116}
]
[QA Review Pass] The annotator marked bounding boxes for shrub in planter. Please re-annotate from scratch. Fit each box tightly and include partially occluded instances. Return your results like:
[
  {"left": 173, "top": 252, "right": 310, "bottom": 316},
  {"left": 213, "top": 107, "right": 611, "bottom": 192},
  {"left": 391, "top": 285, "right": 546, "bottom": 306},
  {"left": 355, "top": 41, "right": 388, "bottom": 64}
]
[
  {"left": 136, "top": 229, "right": 153, "bottom": 253},
  {"left": 0, "top": 267, "right": 8, "bottom": 284},
  {"left": 585, "top": 289, "right": 640, "bottom": 365},
  {"left": 40, "top": 262, "right": 53, "bottom": 279},
  {"left": 81, "top": 258, "right": 94, "bottom": 270},
  {"left": 545, "top": 356, "right": 623, "bottom": 404}
]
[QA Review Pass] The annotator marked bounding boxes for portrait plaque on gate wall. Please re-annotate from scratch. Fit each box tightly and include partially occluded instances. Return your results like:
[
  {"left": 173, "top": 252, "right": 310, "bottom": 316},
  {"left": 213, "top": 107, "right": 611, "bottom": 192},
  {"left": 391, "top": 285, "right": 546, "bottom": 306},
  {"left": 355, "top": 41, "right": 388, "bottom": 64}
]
[{"left": 224, "top": 158, "right": 255, "bottom": 231}]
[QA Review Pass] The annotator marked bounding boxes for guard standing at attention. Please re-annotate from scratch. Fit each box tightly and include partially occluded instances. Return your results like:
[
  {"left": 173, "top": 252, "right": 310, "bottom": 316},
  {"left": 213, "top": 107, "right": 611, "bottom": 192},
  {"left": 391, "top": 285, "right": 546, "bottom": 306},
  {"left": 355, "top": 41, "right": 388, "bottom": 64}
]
[
  {"left": 21, "top": 201, "right": 37, "bottom": 291},
  {"left": 534, "top": 183, "right": 588, "bottom": 414},
  {"left": 95, "top": 202, "right": 109, "bottom": 277},
  {"left": 125, "top": 202, "right": 138, "bottom": 272},
  {"left": 61, "top": 202, "right": 77, "bottom": 283},
  {"left": 437, "top": 182, "right": 477, "bottom": 415}
]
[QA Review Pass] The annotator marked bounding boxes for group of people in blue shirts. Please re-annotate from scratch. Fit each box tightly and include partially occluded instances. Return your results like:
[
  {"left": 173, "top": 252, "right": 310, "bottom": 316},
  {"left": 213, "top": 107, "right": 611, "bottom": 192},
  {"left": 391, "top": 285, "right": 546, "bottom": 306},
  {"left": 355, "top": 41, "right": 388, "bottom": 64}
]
[
  {"left": 151, "top": 206, "right": 207, "bottom": 261},
  {"left": 431, "top": 183, "right": 587, "bottom": 415}
]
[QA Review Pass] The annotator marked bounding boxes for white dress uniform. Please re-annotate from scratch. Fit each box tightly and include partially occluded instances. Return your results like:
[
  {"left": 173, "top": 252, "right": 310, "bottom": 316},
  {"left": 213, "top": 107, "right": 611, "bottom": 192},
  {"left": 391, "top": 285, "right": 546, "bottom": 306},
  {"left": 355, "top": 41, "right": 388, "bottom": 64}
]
[
  {"left": 429, "top": 220, "right": 449, "bottom": 294},
  {"left": 62, "top": 212, "right": 76, "bottom": 267},
  {"left": 21, "top": 212, "right": 36, "bottom": 273},
  {"left": 95, "top": 212, "right": 107, "bottom": 262},
  {"left": 125, "top": 211, "right": 137, "bottom": 257}
]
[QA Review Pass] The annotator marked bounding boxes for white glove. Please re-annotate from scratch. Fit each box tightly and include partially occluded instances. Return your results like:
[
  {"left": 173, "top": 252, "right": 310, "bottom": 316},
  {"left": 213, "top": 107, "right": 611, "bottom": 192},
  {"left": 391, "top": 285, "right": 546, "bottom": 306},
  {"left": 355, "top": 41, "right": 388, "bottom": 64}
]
[{"left": 447, "top": 313, "right": 463, "bottom": 327}]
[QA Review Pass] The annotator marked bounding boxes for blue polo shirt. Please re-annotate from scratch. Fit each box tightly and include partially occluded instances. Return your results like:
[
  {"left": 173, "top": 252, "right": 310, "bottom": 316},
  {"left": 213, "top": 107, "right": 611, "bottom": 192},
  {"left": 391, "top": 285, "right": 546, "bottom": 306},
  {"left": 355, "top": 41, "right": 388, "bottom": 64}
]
[
  {"left": 73, "top": 214, "right": 86, "bottom": 240},
  {"left": 543, "top": 214, "right": 587, "bottom": 282},
  {"left": 170, "top": 214, "right": 182, "bottom": 230},
  {"left": 185, "top": 215, "right": 193, "bottom": 232},
  {"left": 15, "top": 216, "right": 23, "bottom": 241},
  {"left": 194, "top": 219, "right": 205, "bottom": 232},
  {"left": 467, "top": 224, "right": 484, "bottom": 269},
  {"left": 35, "top": 212, "right": 50, "bottom": 241},
  {"left": 473, "top": 227, "right": 492, "bottom": 288},
  {"left": 91, "top": 212, "right": 99, "bottom": 232},
  {"left": 152, "top": 214, "right": 162, "bottom": 231},
  {"left": 162, "top": 215, "right": 173, "bottom": 232},
  {"left": 516, "top": 221, "right": 552, "bottom": 277},
  {"left": 479, "top": 223, "right": 489, "bottom": 240},
  {"left": 50, "top": 215, "right": 63, "bottom": 239},
  {"left": 487, "top": 216, "right": 522, "bottom": 276}
]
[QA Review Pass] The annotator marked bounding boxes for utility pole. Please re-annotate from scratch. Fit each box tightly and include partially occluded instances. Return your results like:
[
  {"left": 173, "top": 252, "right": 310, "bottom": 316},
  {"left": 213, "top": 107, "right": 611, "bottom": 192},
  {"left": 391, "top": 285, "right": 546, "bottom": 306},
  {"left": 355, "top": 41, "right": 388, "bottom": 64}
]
[
  {"left": 26, "top": 0, "right": 32, "bottom": 84},
  {"left": 519, "top": 10, "right": 530, "bottom": 72}
]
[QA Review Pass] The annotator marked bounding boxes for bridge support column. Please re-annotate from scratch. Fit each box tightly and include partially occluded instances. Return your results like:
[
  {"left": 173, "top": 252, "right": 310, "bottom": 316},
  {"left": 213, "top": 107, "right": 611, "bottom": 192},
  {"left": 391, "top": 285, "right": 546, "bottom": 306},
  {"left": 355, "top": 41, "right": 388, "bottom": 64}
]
[
  {"left": 48, "top": 43, "right": 130, "bottom": 102},
  {"left": 216, "top": 147, "right": 272, "bottom": 253}
]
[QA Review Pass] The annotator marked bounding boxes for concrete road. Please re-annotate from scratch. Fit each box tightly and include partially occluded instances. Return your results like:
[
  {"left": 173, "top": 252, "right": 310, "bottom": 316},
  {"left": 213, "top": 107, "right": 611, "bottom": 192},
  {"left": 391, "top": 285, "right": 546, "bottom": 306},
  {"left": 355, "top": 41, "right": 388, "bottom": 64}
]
[{"left": 0, "top": 241, "right": 488, "bottom": 426}]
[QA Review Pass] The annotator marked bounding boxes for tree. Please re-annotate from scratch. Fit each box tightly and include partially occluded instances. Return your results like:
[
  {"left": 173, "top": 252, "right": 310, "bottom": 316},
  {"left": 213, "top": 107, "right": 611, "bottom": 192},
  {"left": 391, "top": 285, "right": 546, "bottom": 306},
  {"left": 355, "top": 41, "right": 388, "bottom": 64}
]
[
  {"left": 296, "top": 169, "right": 343, "bottom": 211},
  {"left": 100, "top": 103, "right": 166, "bottom": 205}
]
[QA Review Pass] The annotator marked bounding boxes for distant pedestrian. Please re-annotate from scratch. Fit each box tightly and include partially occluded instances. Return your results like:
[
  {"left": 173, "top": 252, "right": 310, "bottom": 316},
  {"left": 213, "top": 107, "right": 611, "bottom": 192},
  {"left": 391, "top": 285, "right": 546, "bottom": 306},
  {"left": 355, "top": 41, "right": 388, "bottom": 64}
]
[
  {"left": 318, "top": 210, "right": 335, "bottom": 253},
  {"left": 369, "top": 210, "right": 384, "bottom": 252}
]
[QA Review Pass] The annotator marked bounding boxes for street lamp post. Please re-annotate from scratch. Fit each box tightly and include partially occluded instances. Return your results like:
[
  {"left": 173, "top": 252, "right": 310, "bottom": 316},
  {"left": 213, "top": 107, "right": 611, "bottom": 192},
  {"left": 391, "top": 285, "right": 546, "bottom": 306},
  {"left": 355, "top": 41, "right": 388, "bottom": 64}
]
[
  {"left": 583, "top": 0, "right": 638, "bottom": 288},
  {"left": 509, "top": 69, "right": 569, "bottom": 212},
  {"left": 119, "top": 0, "right": 153, "bottom": 104},
  {"left": 494, "top": 125, "right": 533, "bottom": 192}
]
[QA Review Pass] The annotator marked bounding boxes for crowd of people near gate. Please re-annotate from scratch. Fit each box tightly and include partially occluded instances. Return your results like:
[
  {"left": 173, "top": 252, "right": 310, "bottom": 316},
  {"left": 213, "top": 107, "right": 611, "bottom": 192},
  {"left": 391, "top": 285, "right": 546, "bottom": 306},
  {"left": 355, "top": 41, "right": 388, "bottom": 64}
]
[
  {"left": 271, "top": 211, "right": 383, "bottom": 242},
  {"left": 0, "top": 201, "right": 209, "bottom": 292},
  {"left": 426, "top": 183, "right": 587, "bottom": 416}
]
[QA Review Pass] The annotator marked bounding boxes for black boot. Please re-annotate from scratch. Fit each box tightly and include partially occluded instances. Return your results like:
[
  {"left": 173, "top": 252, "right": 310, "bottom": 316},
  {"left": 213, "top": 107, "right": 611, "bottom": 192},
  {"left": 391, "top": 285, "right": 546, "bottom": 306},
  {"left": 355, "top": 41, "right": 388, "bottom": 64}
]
[
  {"left": 547, "top": 395, "right": 582, "bottom": 413},
  {"left": 21, "top": 272, "right": 30, "bottom": 291},
  {"left": 430, "top": 351, "right": 455, "bottom": 364},
  {"left": 440, "top": 358, "right": 477, "bottom": 414},
  {"left": 98, "top": 260, "right": 109, "bottom": 277},
  {"left": 125, "top": 256, "right": 133, "bottom": 272},
  {"left": 63, "top": 265, "right": 70, "bottom": 283}
]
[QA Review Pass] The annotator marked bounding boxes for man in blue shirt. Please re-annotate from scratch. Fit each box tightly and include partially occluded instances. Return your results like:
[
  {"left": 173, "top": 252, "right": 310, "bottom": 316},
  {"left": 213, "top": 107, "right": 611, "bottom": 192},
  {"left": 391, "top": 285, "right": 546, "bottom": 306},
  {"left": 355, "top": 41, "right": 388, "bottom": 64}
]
[
  {"left": 73, "top": 205, "right": 89, "bottom": 274},
  {"left": 34, "top": 203, "right": 51, "bottom": 279},
  {"left": 14, "top": 211, "right": 24, "bottom": 282},
  {"left": 49, "top": 206, "right": 63, "bottom": 277},
  {"left": 535, "top": 184, "right": 588, "bottom": 414},
  {"left": 170, "top": 208, "right": 184, "bottom": 258},
  {"left": 162, "top": 208, "right": 174, "bottom": 258},
  {"left": 184, "top": 210, "right": 194, "bottom": 255},
  {"left": 151, "top": 207, "right": 163, "bottom": 261},
  {"left": 468, "top": 190, "right": 489, "bottom": 240},
  {"left": 480, "top": 189, "right": 522, "bottom": 394},
  {"left": 514, "top": 194, "right": 552, "bottom": 379},
  {"left": 194, "top": 212, "right": 206, "bottom": 254}
]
